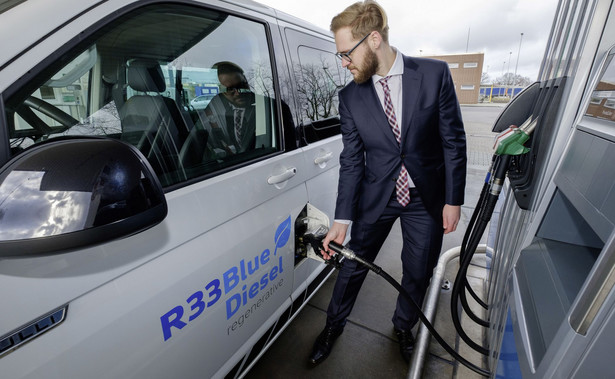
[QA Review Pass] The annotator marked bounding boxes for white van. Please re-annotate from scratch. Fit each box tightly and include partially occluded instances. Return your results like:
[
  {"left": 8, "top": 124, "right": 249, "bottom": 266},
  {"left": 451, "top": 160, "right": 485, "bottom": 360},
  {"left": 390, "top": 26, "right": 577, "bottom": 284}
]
[{"left": 0, "top": 0, "right": 347, "bottom": 377}]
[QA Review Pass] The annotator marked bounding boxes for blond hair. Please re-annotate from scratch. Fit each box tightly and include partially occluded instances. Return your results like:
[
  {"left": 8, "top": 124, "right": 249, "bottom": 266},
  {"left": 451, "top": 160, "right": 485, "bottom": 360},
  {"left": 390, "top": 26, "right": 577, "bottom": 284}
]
[{"left": 330, "top": 0, "right": 389, "bottom": 43}]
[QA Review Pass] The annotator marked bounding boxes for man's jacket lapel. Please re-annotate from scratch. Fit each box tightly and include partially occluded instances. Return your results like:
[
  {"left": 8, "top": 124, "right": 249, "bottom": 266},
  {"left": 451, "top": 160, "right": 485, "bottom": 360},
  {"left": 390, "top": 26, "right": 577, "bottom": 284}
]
[
  {"left": 400, "top": 57, "right": 422, "bottom": 145},
  {"left": 357, "top": 80, "right": 400, "bottom": 147}
]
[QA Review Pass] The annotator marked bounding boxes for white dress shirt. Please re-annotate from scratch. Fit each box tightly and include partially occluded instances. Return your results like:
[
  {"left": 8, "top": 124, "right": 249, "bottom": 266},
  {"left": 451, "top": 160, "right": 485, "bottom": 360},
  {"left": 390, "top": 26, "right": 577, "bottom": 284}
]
[
  {"left": 372, "top": 48, "right": 415, "bottom": 188},
  {"left": 372, "top": 49, "right": 404, "bottom": 128}
]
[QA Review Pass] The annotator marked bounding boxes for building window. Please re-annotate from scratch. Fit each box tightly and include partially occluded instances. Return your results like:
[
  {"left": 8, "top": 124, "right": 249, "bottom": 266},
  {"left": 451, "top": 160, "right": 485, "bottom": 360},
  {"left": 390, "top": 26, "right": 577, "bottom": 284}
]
[
  {"left": 464, "top": 62, "right": 478, "bottom": 68},
  {"left": 589, "top": 95, "right": 602, "bottom": 105},
  {"left": 461, "top": 85, "right": 475, "bottom": 90},
  {"left": 448, "top": 63, "right": 459, "bottom": 69},
  {"left": 39, "top": 86, "right": 56, "bottom": 99},
  {"left": 584, "top": 48, "right": 615, "bottom": 122}
]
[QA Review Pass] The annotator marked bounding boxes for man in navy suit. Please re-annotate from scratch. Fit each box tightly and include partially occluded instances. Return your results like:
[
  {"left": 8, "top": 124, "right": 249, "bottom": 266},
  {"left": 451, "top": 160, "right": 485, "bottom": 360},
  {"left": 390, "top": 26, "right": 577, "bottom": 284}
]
[
  {"left": 201, "top": 62, "right": 259, "bottom": 156},
  {"left": 309, "top": 0, "right": 466, "bottom": 365}
]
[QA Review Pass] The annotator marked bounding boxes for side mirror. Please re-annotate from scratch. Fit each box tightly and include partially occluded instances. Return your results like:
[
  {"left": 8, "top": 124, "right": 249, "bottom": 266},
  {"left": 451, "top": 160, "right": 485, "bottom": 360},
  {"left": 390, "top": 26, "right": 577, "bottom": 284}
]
[{"left": 0, "top": 138, "right": 167, "bottom": 257}]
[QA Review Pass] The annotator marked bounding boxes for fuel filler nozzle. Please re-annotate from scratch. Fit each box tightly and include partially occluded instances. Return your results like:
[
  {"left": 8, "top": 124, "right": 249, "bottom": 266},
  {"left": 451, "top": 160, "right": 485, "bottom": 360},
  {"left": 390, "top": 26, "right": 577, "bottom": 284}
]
[{"left": 299, "top": 222, "right": 344, "bottom": 269}]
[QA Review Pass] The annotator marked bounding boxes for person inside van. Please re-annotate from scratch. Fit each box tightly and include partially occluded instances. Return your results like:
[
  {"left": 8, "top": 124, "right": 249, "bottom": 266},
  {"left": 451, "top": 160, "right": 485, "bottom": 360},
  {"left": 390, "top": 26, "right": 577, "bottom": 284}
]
[{"left": 201, "top": 61, "right": 258, "bottom": 156}]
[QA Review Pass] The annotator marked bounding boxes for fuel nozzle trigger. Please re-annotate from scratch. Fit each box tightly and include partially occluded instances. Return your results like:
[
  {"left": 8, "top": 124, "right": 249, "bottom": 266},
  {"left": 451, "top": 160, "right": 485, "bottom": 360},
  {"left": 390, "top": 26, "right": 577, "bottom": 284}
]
[{"left": 301, "top": 224, "right": 344, "bottom": 269}]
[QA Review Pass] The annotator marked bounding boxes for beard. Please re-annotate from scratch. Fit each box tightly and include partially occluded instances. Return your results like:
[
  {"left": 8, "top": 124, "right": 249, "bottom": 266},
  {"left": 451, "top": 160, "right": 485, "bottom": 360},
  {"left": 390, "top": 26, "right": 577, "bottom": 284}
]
[{"left": 352, "top": 48, "right": 379, "bottom": 84}]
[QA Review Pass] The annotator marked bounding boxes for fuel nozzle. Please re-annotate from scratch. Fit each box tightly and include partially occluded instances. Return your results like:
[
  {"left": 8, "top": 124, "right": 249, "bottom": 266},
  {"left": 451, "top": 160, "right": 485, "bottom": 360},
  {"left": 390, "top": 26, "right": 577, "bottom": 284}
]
[
  {"left": 493, "top": 116, "right": 538, "bottom": 156},
  {"left": 301, "top": 224, "right": 328, "bottom": 252},
  {"left": 299, "top": 222, "right": 344, "bottom": 269}
]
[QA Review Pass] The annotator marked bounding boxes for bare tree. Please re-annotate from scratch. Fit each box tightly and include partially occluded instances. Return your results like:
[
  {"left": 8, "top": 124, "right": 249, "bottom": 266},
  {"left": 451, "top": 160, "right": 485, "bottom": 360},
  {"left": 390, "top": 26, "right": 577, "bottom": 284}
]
[
  {"left": 494, "top": 73, "right": 532, "bottom": 87},
  {"left": 245, "top": 57, "right": 352, "bottom": 125},
  {"left": 294, "top": 57, "right": 346, "bottom": 122},
  {"left": 245, "top": 61, "right": 275, "bottom": 98}
]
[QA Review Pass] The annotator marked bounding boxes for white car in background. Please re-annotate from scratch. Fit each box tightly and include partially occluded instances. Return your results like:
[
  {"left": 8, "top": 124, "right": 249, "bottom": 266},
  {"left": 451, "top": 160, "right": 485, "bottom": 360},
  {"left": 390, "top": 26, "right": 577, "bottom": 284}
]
[{"left": 190, "top": 94, "right": 216, "bottom": 109}]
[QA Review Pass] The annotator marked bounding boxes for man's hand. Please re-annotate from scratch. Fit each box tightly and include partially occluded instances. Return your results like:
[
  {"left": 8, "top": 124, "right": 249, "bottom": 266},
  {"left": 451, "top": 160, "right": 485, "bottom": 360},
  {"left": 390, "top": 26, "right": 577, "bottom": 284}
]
[
  {"left": 321, "top": 222, "right": 349, "bottom": 260},
  {"left": 442, "top": 204, "right": 461, "bottom": 234}
]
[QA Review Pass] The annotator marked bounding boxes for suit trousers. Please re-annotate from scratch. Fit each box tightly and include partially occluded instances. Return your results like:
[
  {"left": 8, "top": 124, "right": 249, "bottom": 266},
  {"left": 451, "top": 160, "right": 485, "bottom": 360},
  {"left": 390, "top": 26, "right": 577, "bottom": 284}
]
[{"left": 325, "top": 189, "right": 444, "bottom": 331}]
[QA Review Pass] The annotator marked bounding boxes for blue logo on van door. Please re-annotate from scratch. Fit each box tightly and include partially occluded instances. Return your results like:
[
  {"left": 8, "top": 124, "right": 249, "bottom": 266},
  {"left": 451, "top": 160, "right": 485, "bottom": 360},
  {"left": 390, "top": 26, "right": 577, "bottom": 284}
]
[{"left": 159, "top": 216, "right": 291, "bottom": 341}]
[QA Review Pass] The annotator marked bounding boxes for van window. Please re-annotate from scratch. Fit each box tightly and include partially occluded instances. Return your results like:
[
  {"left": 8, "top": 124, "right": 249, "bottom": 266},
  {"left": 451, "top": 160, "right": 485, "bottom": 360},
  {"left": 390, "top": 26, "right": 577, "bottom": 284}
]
[
  {"left": 585, "top": 51, "right": 615, "bottom": 123},
  {"left": 285, "top": 28, "right": 347, "bottom": 144},
  {"left": 4, "top": 5, "right": 279, "bottom": 188},
  {"left": 295, "top": 46, "right": 347, "bottom": 124}
]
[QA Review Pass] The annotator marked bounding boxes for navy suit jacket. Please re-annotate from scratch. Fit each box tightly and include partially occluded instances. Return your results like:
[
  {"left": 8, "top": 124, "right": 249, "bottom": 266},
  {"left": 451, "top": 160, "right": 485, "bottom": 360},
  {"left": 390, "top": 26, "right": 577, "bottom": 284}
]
[{"left": 335, "top": 55, "right": 466, "bottom": 224}]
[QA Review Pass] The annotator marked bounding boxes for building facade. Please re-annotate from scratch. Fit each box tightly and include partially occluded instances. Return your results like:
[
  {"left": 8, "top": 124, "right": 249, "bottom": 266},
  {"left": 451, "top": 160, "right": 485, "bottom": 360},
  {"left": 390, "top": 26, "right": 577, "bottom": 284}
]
[{"left": 423, "top": 53, "right": 484, "bottom": 104}]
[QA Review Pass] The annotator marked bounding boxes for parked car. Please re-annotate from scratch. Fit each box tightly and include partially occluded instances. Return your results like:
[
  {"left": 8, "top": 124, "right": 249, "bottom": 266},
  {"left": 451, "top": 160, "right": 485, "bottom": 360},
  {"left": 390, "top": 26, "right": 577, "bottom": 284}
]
[{"left": 190, "top": 94, "right": 216, "bottom": 109}]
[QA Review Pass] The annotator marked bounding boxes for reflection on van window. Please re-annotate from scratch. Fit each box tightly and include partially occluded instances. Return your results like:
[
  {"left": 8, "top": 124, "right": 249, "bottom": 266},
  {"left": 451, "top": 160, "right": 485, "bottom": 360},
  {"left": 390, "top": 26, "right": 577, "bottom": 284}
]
[
  {"left": 294, "top": 46, "right": 349, "bottom": 125},
  {"left": 585, "top": 52, "right": 615, "bottom": 123},
  {"left": 5, "top": 5, "right": 279, "bottom": 187}
]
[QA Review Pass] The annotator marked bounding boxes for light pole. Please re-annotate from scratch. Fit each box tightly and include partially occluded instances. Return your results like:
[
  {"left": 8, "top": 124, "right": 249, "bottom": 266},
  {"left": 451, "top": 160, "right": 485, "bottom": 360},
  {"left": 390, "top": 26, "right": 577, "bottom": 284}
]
[
  {"left": 502, "top": 61, "right": 506, "bottom": 97},
  {"left": 507, "top": 52, "right": 512, "bottom": 81},
  {"left": 507, "top": 51, "right": 512, "bottom": 97},
  {"left": 466, "top": 27, "right": 470, "bottom": 53},
  {"left": 513, "top": 32, "right": 524, "bottom": 88}
]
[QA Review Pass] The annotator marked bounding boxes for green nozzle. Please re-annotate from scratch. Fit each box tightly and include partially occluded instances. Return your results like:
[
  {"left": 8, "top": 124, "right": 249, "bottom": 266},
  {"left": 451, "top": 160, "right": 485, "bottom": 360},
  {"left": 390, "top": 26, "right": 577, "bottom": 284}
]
[{"left": 495, "top": 129, "right": 531, "bottom": 156}]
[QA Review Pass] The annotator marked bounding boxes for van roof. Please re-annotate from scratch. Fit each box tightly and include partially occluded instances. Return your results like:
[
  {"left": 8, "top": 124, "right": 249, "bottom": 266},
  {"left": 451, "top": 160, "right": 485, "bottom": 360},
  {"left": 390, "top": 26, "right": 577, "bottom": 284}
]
[
  {"left": 0, "top": 0, "right": 106, "bottom": 70},
  {"left": 0, "top": 0, "right": 331, "bottom": 91}
]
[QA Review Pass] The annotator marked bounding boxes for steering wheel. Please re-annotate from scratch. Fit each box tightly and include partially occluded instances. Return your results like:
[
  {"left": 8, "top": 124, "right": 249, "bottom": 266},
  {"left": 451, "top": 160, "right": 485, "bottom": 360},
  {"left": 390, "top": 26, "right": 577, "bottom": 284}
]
[{"left": 23, "top": 96, "right": 79, "bottom": 129}]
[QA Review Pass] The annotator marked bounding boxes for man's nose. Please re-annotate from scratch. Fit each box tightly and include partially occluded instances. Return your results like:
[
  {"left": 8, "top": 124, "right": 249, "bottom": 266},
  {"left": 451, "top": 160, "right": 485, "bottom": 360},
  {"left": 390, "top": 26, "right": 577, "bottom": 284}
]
[{"left": 341, "top": 59, "right": 351, "bottom": 68}]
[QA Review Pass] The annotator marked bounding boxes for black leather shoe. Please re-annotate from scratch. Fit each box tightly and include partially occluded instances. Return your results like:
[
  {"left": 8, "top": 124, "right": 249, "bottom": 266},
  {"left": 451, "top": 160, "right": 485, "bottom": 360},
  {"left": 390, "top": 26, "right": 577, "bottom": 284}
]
[
  {"left": 395, "top": 329, "right": 415, "bottom": 363},
  {"left": 309, "top": 326, "right": 343, "bottom": 364}
]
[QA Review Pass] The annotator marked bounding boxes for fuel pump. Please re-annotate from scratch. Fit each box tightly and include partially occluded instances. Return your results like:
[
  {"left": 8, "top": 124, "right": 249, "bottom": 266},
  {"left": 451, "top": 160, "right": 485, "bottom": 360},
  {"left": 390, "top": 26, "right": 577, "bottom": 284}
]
[{"left": 450, "top": 117, "right": 538, "bottom": 356}]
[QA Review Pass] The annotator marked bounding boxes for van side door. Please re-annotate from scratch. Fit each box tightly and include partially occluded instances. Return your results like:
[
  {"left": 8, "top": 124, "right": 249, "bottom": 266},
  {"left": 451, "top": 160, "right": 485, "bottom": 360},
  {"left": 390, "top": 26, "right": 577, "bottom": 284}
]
[{"left": 282, "top": 26, "right": 347, "bottom": 296}]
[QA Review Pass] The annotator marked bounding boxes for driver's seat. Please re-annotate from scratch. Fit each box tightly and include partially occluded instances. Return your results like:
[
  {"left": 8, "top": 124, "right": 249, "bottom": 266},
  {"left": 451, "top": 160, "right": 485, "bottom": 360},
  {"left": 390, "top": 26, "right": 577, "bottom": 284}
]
[{"left": 119, "top": 59, "right": 189, "bottom": 182}]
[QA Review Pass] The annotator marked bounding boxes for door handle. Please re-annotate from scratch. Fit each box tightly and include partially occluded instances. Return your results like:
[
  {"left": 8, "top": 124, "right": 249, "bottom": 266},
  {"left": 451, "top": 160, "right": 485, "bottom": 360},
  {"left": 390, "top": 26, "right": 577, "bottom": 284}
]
[
  {"left": 314, "top": 152, "right": 333, "bottom": 166},
  {"left": 267, "top": 167, "right": 297, "bottom": 185}
]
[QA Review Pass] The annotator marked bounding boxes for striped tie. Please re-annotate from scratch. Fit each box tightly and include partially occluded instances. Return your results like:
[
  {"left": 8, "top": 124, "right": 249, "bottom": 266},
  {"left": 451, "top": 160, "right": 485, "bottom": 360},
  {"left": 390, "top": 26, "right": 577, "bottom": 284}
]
[
  {"left": 233, "top": 107, "right": 244, "bottom": 143},
  {"left": 380, "top": 76, "right": 410, "bottom": 206}
]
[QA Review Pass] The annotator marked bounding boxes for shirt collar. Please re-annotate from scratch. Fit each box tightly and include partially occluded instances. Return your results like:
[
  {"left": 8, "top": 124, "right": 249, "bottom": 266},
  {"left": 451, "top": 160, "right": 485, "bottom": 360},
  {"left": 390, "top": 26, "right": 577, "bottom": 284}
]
[{"left": 372, "top": 48, "right": 404, "bottom": 84}]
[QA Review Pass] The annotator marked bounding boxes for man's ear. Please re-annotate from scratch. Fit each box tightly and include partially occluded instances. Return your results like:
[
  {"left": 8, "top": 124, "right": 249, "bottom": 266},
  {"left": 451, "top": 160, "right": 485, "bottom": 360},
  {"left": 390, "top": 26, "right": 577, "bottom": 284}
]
[{"left": 370, "top": 31, "right": 383, "bottom": 50}]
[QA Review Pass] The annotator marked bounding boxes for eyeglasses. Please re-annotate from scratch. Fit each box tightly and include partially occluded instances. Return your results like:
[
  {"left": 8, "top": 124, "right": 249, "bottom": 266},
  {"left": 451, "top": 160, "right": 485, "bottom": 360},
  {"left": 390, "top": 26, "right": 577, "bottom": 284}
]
[
  {"left": 224, "top": 87, "right": 251, "bottom": 94},
  {"left": 335, "top": 32, "right": 371, "bottom": 63}
]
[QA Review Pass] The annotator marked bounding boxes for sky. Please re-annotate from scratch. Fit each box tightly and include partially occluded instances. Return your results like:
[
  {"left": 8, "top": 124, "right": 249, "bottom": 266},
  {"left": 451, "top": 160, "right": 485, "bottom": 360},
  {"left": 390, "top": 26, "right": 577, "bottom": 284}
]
[{"left": 255, "top": 0, "right": 560, "bottom": 82}]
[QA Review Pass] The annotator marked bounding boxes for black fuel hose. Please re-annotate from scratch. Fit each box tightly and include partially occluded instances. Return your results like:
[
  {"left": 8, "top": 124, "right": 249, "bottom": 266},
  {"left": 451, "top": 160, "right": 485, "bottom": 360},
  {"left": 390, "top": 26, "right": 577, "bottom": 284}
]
[
  {"left": 313, "top": 239, "right": 491, "bottom": 377},
  {"left": 460, "top": 171, "right": 491, "bottom": 311},
  {"left": 457, "top": 178, "right": 491, "bottom": 327},
  {"left": 459, "top": 155, "right": 498, "bottom": 312},
  {"left": 450, "top": 154, "right": 511, "bottom": 356}
]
